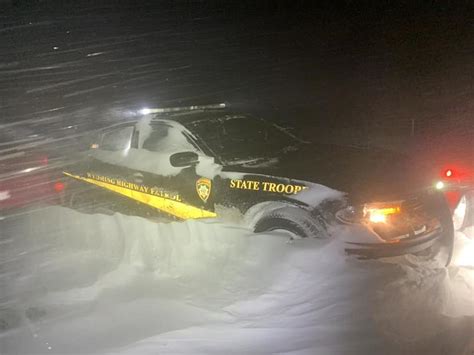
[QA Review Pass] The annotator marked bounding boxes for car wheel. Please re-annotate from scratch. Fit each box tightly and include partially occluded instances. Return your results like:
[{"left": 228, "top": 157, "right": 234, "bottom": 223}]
[
  {"left": 253, "top": 206, "right": 328, "bottom": 239},
  {"left": 452, "top": 192, "right": 473, "bottom": 231}
]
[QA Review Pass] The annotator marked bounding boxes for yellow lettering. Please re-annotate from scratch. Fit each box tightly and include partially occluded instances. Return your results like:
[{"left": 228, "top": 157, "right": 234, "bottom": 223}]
[
  {"left": 230, "top": 179, "right": 261, "bottom": 191},
  {"left": 232, "top": 180, "right": 309, "bottom": 194},
  {"left": 294, "top": 185, "right": 303, "bottom": 194},
  {"left": 63, "top": 172, "right": 215, "bottom": 220}
]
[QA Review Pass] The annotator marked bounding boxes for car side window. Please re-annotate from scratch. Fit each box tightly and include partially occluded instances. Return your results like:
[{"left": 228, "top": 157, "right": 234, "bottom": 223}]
[
  {"left": 142, "top": 123, "right": 195, "bottom": 153},
  {"left": 100, "top": 126, "right": 134, "bottom": 151}
]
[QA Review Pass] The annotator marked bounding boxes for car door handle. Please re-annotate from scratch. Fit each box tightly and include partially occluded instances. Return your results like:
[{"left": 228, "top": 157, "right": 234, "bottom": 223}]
[{"left": 132, "top": 172, "right": 144, "bottom": 183}]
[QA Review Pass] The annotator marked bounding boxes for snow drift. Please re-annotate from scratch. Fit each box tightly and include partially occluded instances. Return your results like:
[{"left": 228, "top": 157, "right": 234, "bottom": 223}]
[{"left": 0, "top": 206, "right": 472, "bottom": 354}]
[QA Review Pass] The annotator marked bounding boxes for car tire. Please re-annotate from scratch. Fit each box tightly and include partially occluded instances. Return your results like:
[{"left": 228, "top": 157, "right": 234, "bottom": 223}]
[{"left": 253, "top": 206, "right": 328, "bottom": 239}]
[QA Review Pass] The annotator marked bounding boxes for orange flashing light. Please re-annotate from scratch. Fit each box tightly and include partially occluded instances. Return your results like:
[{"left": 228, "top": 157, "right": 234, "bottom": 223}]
[
  {"left": 365, "top": 205, "right": 401, "bottom": 224},
  {"left": 375, "top": 207, "right": 401, "bottom": 215}
]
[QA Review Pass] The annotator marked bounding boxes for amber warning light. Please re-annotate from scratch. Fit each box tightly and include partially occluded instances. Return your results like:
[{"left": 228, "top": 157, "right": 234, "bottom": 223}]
[{"left": 364, "top": 204, "right": 402, "bottom": 224}]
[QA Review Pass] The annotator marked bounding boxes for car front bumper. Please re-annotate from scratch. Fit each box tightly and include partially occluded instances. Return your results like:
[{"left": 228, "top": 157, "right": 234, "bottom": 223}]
[
  {"left": 344, "top": 225, "right": 442, "bottom": 258},
  {"left": 337, "top": 191, "right": 455, "bottom": 262}
]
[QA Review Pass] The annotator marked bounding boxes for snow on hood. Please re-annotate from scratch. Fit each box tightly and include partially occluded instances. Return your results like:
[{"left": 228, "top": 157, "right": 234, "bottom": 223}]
[{"left": 291, "top": 180, "right": 345, "bottom": 206}]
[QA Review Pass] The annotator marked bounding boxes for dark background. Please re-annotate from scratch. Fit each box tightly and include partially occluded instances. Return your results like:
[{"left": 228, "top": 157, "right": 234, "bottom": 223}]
[{"left": 1, "top": 0, "right": 473, "bottom": 164}]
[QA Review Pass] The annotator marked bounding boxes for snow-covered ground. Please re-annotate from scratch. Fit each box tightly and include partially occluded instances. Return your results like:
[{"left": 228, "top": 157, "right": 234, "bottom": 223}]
[{"left": 0, "top": 206, "right": 472, "bottom": 354}]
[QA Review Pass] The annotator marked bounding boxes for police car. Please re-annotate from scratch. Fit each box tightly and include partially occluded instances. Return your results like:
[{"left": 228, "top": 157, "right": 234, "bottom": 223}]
[{"left": 63, "top": 104, "right": 456, "bottom": 264}]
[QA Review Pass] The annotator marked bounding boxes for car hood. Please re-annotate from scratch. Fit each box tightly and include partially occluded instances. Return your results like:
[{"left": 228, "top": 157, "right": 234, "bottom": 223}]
[{"left": 224, "top": 143, "right": 434, "bottom": 204}]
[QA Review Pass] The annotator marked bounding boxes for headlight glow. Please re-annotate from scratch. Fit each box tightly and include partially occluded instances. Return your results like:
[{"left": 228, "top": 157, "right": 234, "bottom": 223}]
[
  {"left": 364, "top": 204, "right": 402, "bottom": 224},
  {"left": 368, "top": 211, "right": 387, "bottom": 223},
  {"left": 435, "top": 181, "right": 445, "bottom": 190}
]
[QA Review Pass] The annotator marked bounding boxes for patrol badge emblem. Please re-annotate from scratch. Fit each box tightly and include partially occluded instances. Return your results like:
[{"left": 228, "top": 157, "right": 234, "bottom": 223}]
[{"left": 196, "top": 177, "right": 211, "bottom": 203}]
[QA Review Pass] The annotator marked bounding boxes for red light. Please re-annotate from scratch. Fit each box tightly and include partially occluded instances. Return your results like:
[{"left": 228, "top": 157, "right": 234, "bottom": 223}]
[
  {"left": 54, "top": 181, "right": 65, "bottom": 192},
  {"left": 445, "top": 169, "right": 453, "bottom": 177}
]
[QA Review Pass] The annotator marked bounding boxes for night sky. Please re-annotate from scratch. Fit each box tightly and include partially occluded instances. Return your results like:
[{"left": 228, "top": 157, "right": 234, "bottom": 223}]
[{"left": 1, "top": 1, "right": 473, "bottom": 161}]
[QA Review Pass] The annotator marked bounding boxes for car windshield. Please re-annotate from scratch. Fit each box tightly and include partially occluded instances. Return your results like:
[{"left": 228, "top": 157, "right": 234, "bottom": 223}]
[{"left": 189, "top": 116, "right": 300, "bottom": 164}]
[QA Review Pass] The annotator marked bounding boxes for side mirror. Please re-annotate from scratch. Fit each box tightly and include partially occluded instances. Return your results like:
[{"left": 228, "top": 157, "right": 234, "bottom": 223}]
[{"left": 170, "top": 151, "right": 199, "bottom": 167}]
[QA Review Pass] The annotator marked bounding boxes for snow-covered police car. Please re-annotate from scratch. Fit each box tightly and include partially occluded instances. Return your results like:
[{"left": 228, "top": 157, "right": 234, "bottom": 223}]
[{"left": 63, "top": 104, "right": 455, "bottom": 264}]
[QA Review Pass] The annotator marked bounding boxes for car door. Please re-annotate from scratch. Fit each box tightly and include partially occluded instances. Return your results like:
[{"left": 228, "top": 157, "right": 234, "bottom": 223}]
[
  {"left": 72, "top": 120, "right": 218, "bottom": 220},
  {"left": 82, "top": 124, "right": 141, "bottom": 213},
  {"left": 135, "top": 121, "right": 217, "bottom": 219}
]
